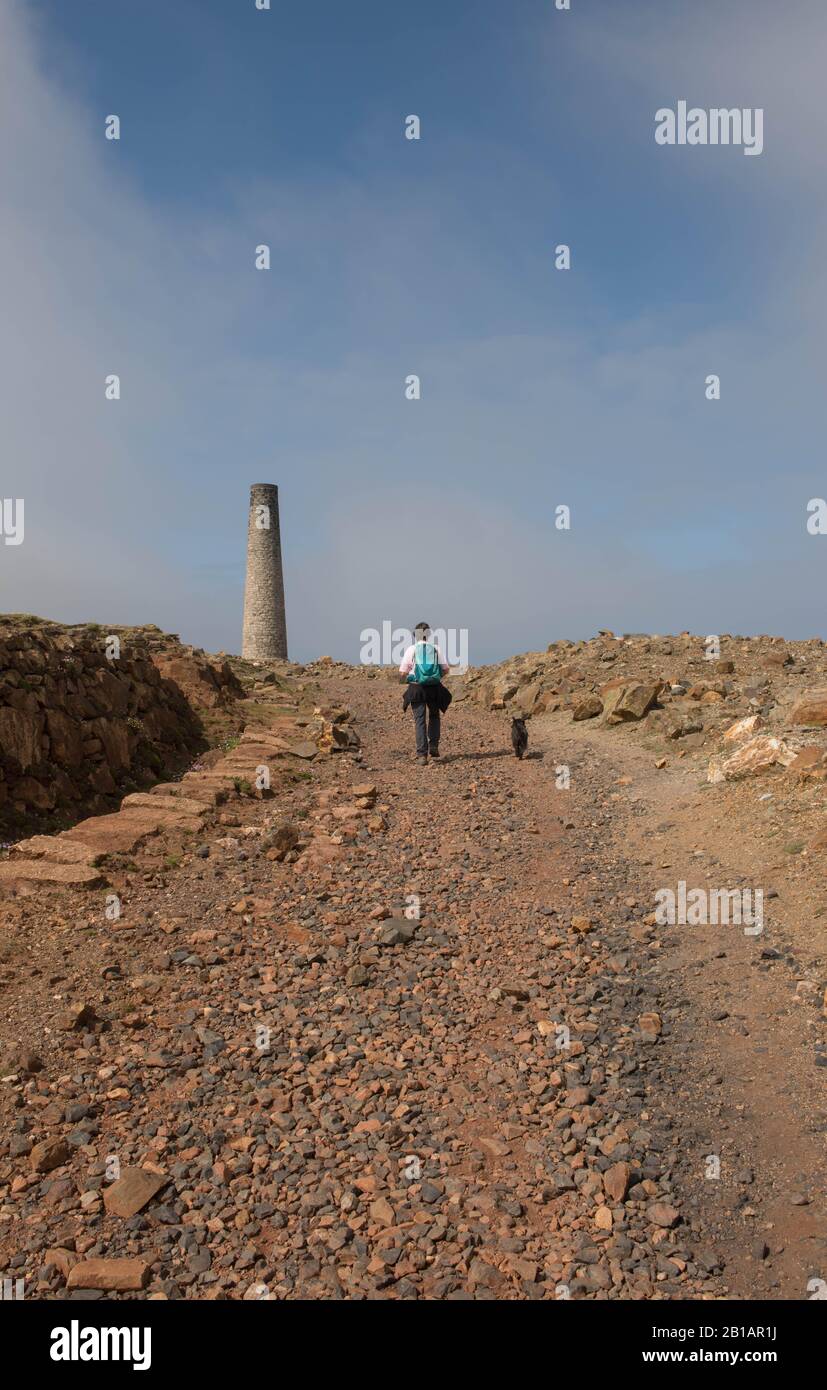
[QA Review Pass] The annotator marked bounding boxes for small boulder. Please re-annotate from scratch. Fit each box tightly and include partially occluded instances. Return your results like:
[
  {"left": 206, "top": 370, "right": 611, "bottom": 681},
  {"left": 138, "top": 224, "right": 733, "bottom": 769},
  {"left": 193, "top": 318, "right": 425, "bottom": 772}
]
[
  {"left": 55, "top": 1002, "right": 97, "bottom": 1031},
  {"left": 708, "top": 735, "right": 795, "bottom": 783},
  {"left": 791, "top": 689, "right": 827, "bottom": 726},
  {"left": 788, "top": 746, "right": 827, "bottom": 780},
  {"left": 103, "top": 1167, "right": 168, "bottom": 1219},
  {"left": 67, "top": 1259, "right": 150, "bottom": 1292},
  {"left": 603, "top": 1161, "right": 632, "bottom": 1203},
  {"left": 723, "top": 714, "right": 766, "bottom": 743},
  {"left": 605, "top": 682, "right": 663, "bottom": 725},
  {"left": 30, "top": 1138, "right": 71, "bottom": 1173},
  {"left": 638, "top": 1012, "right": 662, "bottom": 1041},
  {"left": 572, "top": 695, "right": 603, "bottom": 722},
  {"left": 378, "top": 918, "right": 418, "bottom": 946},
  {"left": 0, "top": 1046, "right": 43, "bottom": 1076},
  {"left": 647, "top": 1202, "right": 680, "bottom": 1229}
]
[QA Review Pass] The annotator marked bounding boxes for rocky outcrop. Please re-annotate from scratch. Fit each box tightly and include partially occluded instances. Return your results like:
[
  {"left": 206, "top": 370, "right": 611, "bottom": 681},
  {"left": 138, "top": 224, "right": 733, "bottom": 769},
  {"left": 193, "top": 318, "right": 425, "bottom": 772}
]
[
  {"left": 151, "top": 652, "right": 243, "bottom": 710},
  {"left": 463, "top": 632, "right": 827, "bottom": 776}
]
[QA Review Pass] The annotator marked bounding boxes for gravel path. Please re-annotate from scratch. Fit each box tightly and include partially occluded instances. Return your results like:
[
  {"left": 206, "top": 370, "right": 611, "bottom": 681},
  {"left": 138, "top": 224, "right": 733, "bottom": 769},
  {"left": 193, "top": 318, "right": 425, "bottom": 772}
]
[{"left": 4, "top": 673, "right": 821, "bottom": 1299}]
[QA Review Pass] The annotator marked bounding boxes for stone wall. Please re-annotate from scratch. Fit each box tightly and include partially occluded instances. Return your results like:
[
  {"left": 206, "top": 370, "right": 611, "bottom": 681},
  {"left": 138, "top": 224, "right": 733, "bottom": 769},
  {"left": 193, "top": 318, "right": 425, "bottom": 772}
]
[{"left": 0, "top": 618, "right": 243, "bottom": 837}]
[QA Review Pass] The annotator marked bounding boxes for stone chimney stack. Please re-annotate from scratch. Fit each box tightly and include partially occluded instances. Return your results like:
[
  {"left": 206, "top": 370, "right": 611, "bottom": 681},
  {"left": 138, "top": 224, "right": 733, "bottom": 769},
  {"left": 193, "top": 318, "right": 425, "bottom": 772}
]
[{"left": 242, "top": 483, "right": 288, "bottom": 660}]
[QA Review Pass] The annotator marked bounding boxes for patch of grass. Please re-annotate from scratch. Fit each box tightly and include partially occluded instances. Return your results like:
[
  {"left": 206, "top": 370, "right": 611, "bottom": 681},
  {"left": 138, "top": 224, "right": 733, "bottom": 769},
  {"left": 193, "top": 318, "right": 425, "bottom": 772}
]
[
  {"left": 164, "top": 853, "right": 182, "bottom": 869},
  {"left": 784, "top": 841, "right": 805, "bottom": 854}
]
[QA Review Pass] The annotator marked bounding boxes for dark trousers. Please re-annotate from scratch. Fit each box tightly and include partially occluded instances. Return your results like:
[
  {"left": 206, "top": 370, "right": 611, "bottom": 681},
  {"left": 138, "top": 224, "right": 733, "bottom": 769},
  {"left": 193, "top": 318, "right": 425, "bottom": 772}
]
[{"left": 413, "top": 702, "right": 440, "bottom": 755}]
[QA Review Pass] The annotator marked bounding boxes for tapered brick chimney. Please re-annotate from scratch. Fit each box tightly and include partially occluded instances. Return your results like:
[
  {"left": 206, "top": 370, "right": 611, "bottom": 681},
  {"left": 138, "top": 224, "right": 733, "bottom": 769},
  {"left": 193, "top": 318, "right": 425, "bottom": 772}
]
[{"left": 242, "top": 483, "right": 287, "bottom": 660}]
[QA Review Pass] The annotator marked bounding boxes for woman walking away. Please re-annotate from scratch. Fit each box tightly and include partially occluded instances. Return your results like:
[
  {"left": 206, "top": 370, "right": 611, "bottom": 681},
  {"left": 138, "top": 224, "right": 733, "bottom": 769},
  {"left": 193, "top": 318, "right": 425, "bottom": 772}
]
[{"left": 400, "top": 621, "right": 452, "bottom": 765}]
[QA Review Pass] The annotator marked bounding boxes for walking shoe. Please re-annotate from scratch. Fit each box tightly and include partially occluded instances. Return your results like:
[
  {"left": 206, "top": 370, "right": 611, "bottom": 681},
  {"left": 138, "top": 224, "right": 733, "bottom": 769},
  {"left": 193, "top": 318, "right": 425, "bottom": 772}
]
[
  {"left": 429, "top": 747, "right": 441, "bottom": 758},
  {"left": 416, "top": 754, "right": 428, "bottom": 766}
]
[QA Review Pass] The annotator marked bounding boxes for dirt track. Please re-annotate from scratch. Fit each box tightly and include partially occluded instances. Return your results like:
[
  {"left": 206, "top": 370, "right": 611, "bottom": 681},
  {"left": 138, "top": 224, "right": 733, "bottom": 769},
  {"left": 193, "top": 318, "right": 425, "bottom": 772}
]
[{"left": 0, "top": 673, "right": 824, "bottom": 1300}]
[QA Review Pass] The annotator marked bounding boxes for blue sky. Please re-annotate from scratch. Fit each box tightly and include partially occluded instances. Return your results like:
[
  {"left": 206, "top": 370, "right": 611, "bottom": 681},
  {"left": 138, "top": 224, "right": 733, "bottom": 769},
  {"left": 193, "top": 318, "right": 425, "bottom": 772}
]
[
  {"left": 4, "top": 0, "right": 827, "bottom": 662},
  {"left": 35, "top": 0, "right": 768, "bottom": 325}
]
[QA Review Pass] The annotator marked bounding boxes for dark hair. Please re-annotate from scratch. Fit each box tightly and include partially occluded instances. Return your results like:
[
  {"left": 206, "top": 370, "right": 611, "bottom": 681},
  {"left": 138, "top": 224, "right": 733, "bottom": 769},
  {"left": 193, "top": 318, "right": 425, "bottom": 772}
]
[{"left": 414, "top": 621, "right": 431, "bottom": 636}]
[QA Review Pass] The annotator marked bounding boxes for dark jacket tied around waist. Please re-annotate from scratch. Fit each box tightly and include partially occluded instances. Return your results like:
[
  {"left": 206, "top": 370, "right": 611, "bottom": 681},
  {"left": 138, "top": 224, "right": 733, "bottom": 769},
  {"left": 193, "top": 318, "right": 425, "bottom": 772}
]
[{"left": 402, "top": 682, "right": 453, "bottom": 714}]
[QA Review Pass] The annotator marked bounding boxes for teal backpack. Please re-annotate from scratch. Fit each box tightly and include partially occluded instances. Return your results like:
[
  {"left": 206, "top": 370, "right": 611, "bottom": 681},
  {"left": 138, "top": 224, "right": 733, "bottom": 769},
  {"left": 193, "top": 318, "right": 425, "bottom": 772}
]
[{"left": 411, "top": 639, "right": 442, "bottom": 685}]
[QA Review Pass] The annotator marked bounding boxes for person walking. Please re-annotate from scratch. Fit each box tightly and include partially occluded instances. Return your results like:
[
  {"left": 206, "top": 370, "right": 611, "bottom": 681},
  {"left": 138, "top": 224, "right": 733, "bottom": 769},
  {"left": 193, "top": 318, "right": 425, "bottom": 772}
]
[{"left": 400, "top": 622, "right": 452, "bottom": 764}]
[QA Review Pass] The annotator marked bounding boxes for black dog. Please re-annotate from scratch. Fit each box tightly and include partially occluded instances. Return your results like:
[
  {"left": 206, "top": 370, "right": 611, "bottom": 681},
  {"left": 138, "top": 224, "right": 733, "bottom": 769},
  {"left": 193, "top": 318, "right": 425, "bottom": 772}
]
[{"left": 511, "top": 716, "right": 528, "bottom": 759}]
